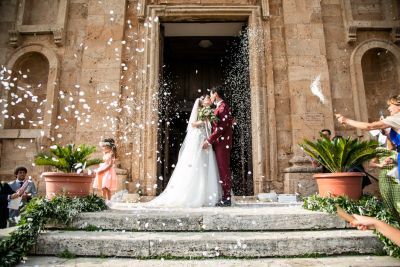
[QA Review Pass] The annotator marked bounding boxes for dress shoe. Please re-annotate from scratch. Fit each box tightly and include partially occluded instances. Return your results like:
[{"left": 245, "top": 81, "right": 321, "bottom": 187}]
[{"left": 215, "top": 199, "right": 231, "bottom": 207}]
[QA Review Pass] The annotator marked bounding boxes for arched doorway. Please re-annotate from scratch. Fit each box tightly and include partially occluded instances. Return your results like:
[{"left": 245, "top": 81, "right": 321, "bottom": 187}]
[
  {"left": 350, "top": 39, "right": 400, "bottom": 136},
  {"left": 3, "top": 52, "right": 49, "bottom": 129},
  {"left": 0, "top": 44, "right": 59, "bottom": 185},
  {"left": 361, "top": 48, "right": 399, "bottom": 121}
]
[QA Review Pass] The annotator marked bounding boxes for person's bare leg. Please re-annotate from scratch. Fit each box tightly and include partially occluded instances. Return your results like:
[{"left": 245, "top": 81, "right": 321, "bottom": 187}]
[
  {"left": 105, "top": 188, "right": 111, "bottom": 200},
  {"left": 102, "top": 188, "right": 108, "bottom": 199}
]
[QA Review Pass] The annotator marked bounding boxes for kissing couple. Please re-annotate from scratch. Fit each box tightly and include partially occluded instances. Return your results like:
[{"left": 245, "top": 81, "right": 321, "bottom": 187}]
[{"left": 147, "top": 86, "right": 234, "bottom": 208}]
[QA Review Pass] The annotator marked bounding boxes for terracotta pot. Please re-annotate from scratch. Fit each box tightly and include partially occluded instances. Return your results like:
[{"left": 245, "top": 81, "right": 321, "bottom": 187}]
[
  {"left": 42, "top": 172, "right": 95, "bottom": 199},
  {"left": 313, "top": 172, "right": 364, "bottom": 200}
]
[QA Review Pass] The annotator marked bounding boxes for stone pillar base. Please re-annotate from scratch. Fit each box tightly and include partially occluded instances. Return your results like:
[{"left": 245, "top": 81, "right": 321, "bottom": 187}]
[
  {"left": 284, "top": 172, "right": 317, "bottom": 197},
  {"left": 283, "top": 156, "right": 320, "bottom": 197}
]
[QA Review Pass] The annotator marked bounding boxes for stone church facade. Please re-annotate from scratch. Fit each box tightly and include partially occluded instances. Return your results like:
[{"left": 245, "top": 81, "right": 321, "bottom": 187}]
[{"left": 0, "top": 0, "right": 399, "bottom": 197}]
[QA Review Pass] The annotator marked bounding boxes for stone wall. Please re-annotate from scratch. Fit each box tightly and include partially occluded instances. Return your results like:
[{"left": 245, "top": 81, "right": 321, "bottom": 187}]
[
  {"left": 0, "top": 0, "right": 129, "bottom": 194},
  {"left": 0, "top": 0, "right": 398, "bottom": 196},
  {"left": 362, "top": 48, "right": 398, "bottom": 122}
]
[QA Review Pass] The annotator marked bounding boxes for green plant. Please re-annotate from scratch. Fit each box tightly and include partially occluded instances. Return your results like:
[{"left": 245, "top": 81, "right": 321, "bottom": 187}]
[
  {"left": 300, "top": 136, "right": 389, "bottom": 173},
  {"left": 34, "top": 144, "right": 102, "bottom": 173},
  {"left": 303, "top": 194, "right": 400, "bottom": 258},
  {"left": 81, "top": 224, "right": 102, "bottom": 231},
  {"left": 58, "top": 249, "right": 76, "bottom": 259},
  {"left": 0, "top": 195, "right": 107, "bottom": 267}
]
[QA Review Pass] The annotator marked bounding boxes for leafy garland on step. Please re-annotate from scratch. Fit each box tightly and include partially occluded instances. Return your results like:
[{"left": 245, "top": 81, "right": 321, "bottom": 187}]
[
  {"left": 303, "top": 194, "right": 400, "bottom": 258},
  {"left": 0, "top": 194, "right": 107, "bottom": 267}
]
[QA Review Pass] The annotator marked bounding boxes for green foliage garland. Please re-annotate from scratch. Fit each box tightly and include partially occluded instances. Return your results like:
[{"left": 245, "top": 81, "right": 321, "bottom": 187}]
[
  {"left": 0, "top": 195, "right": 107, "bottom": 266},
  {"left": 303, "top": 194, "right": 400, "bottom": 258}
]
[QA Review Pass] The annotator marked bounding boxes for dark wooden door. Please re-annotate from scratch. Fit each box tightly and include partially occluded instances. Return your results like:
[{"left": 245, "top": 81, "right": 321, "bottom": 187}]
[{"left": 157, "top": 36, "right": 253, "bottom": 196}]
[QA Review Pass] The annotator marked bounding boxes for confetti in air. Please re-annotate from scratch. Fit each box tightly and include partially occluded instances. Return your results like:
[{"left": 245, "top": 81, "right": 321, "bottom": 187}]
[{"left": 310, "top": 74, "right": 325, "bottom": 104}]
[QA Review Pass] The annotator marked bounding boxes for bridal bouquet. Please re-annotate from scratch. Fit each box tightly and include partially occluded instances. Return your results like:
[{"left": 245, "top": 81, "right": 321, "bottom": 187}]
[{"left": 198, "top": 106, "right": 218, "bottom": 123}]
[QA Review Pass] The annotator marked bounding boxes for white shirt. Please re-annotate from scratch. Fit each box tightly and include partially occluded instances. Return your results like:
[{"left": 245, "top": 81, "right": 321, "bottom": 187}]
[
  {"left": 383, "top": 113, "right": 400, "bottom": 133},
  {"left": 15, "top": 179, "right": 24, "bottom": 187}
]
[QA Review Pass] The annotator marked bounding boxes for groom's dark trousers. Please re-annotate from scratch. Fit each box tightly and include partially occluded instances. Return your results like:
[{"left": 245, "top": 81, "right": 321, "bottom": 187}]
[
  {"left": 214, "top": 144, "right": 232, "bottom": 200},
  {"left": 208, "top": 100, "right": 233, "bottom": 200}
]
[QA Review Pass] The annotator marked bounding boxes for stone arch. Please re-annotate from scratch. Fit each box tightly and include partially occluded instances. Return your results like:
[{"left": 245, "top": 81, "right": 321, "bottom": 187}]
[
  {"left": 350, "top": 39, "right": 400, "bottom": 134},
  {"left": 5, "top": 52, "right": 49, "bottom": 129},
  {"left": 1, "top": 44, "right": 60, "bottom": 137}
]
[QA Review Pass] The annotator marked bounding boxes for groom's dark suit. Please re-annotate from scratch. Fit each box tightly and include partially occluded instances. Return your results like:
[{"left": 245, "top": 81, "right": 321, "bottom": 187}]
[{"left": 207, "top": 100, "right": 233, "bottom": 201}]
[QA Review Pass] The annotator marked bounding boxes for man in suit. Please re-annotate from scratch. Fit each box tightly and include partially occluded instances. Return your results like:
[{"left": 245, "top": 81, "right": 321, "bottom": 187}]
[
  {"left": 202, "top": 86, "right": 234, "bottom": 206},
  {"left": 0, "top": 182, "right": 17, "bottom": 228},
  {"left": 8, "top": 166, "right": 37, "bottom": 221}
]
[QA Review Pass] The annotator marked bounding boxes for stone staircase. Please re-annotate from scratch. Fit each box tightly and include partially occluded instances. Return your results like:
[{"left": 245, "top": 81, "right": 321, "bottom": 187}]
[{"left": 32, "top": 204, "right": 384, "bottom": 258}]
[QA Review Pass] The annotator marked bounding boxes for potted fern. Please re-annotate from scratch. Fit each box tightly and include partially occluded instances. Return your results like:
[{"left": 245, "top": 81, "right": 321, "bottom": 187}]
[
  {"left": 300, "top": 136, "right": 388, "bottom": 200},
  {"left": 34, "top": 144, "right": 102, "bottom": 199}
]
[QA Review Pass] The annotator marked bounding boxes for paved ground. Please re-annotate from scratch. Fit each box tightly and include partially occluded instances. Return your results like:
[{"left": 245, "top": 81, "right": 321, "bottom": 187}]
[
  {"left": 16, "top": 256, "right": 400, "bottom": 267},
  {"left": 0, "top": 226, "right": 17, "bottom": 239}
]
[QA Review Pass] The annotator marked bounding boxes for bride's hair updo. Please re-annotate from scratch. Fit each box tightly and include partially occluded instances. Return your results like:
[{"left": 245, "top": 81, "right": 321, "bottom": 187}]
[
  {"left": 198, "top": 94, "right": 208, "bottom": 107},
  {"left": 387, "top": 95, "right": 400, "bottom": 106}
]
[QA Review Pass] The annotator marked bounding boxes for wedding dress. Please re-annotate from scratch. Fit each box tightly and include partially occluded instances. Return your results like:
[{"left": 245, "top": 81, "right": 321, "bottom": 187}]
[{"left": 146, "top": 98, "right": 221, "bottom": 208}]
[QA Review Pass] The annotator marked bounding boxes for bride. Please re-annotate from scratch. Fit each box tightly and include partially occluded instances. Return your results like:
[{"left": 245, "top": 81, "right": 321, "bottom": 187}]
[{"left": 145, "top": 95, "right": 221, "bottom": 208}]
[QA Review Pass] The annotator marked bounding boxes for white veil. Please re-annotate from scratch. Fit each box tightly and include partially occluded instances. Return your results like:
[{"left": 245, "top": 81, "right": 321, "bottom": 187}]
[
  {"left": 187, "top": 98, "right": 201, "bottom": 132},
  {"left": 178, "top": 98, "right": 201, "bottom": 159},
  {"left": 144, "top": 98, "right": 221, "bottom": 208}
]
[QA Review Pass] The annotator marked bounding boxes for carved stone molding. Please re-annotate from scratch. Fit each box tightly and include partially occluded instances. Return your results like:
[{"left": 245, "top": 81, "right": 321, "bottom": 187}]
[
  {"left": 137, "top": 0, "right": 147, "bottom": 21},
  {"left": 341, "top": 0, "right": 400, "bottom": 43},
  {"left": 284, "top": 156, "right": 322, "bottom": 174},
  {"left": 260, "top": 0, "right": 270, "bottom": 20},
  {"left": 393, "top": 27, "right": 400, "bottom": 43},
  {"left": 8, "top": 30, "right": 20, "bottom": 47},
  {"left": 8, "top": 0, "right": 69, "bottom": 47},
  {"left": 347, "top": 25, "right": 357, "bottom": 43},
  {"left": 283, "top": 156, "right": 319, "bottom": 196},
  {"left": 52, "top": 28, "right": 64, "bottom": 46},
  {"left": 137, "top": 0, "right": 270, "bottom": 21}
]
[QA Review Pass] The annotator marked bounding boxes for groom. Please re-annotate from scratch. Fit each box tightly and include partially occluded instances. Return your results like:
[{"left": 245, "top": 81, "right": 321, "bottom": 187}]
[{"left": 202, "top": 86, "right": 233, "bottom": 206}]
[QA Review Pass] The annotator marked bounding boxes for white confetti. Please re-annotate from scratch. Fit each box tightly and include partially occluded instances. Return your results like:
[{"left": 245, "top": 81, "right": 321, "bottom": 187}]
[{"left": 310, "top": 74, "right": 325, "bottom": 104}]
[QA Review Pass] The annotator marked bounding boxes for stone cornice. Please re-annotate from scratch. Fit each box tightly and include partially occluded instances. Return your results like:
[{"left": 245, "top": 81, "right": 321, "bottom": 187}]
[
  {"left": 341, "top": 0, "right": 400, "bottom": 43},
  {"left": 8, "top": 0, "right": 69, "bottom": 47}
]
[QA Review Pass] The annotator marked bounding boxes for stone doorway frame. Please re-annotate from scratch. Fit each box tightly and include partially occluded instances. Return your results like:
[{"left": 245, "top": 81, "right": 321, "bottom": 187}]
[
  {"left": 350, "top": 39, "right": 400, "bottom": 137},
  {"left": 138, "top": 5, "right": 277, "bottom": 196}
]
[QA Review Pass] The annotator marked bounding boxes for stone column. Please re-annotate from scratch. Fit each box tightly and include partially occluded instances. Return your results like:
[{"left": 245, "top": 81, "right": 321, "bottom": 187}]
[
  {"left": 79, "top": 1, "right": 126, "bottom": 142},
  {"left": 77, "top": 1, "right": 127, "bottom": 191},
  {"left": 282, "top": 0, "right": 334, "bottom": 194}
]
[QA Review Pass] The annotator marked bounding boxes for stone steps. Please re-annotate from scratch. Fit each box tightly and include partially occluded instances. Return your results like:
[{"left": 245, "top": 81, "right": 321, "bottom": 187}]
[
  {"left": 17, "top": 255, "right": 400, "bottom": 267},
  {"left": 34, "top": 230, "right": 383, "bottom": 258},
  {"left": 70, "top": 206, "right": 348, "bottom": 231},
  {"left": 33, "top": 205, "right": 385, "bottom": 258}
]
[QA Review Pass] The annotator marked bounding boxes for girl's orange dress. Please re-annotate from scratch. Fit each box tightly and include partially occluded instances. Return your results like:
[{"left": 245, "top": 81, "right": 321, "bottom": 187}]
[{"left": 93, "top": 152, "right": 117, "bottom": 190}]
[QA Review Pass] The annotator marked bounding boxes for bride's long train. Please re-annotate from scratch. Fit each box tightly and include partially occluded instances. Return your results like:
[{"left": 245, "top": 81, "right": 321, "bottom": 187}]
[{"left": 144, "top": 126, "right": 221, "bottom": 208}]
